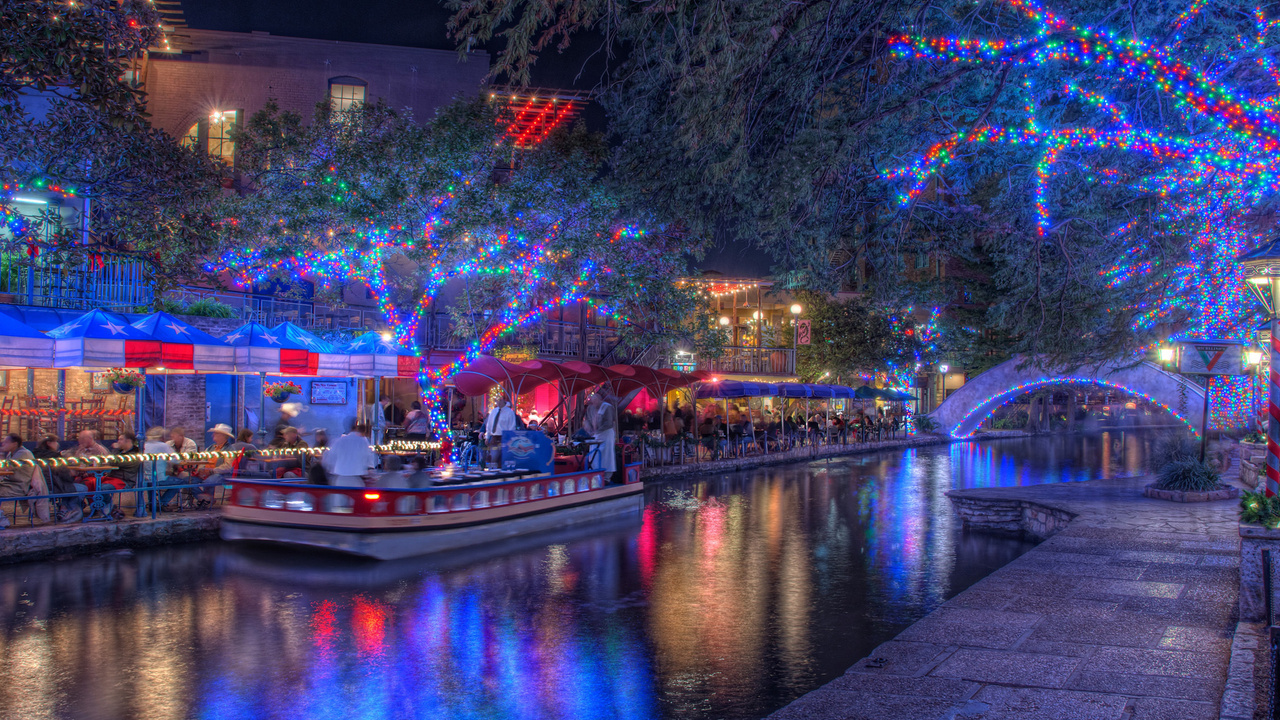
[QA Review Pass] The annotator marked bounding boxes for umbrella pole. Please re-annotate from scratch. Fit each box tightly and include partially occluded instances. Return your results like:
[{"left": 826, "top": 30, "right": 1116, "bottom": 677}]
[
  {"left": 258, "top": 372, "right": 267, "bottom": 445},
  {"left": 56, "top": 370, "right": 66, "bottom": 439}
]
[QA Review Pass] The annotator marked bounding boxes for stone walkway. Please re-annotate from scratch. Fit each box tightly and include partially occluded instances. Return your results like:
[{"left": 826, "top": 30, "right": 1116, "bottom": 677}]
[
  {"left": 769, "top": 473, "right": 1243, "bottom": 720},
  {"left": 0, "top": 511, "right": 220, "bottom": 564}
]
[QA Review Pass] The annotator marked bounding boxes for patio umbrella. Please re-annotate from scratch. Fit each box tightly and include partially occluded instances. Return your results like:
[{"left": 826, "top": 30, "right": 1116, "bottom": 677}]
[
  {"left": 221, "top": 322, "right": 316, "bottom": 375},
  {"left": 47, "top": 309, "right": 161, "bottom": 368},
  {"left": 271, "top": 322, "right": 349, "bottom": 376},
  {"left": 0, "top": 307, "right": 53, "bottom": 368},
  {"left": 344, "top": 332, "right": 419, "bottom": 378},
  {"left": 854, "top": 385, "right": 880, "bottom": 399},
  {"left": 130, "top": 311, "right": 235, "bottom": 372}
]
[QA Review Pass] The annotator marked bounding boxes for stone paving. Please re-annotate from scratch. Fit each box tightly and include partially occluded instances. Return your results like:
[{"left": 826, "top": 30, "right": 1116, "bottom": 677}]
[
  {"left": 0, "top": 511, "right": 220, "bottom": 564},
  {"left": 769, "top": 472, "right": 1243, "bottom": 720}
]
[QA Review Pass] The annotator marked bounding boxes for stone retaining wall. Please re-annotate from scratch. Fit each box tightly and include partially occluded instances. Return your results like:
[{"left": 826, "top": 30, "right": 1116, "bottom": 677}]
[
  {"left": 641, "top": 436, "right": 952, "bottom": 482},
  {"left": 947, "top": 494, "right": 1076, "bottom": 540},
  {"left": 0, "top": 513, "right": 220, "bottom": 565},
  {"left": 1239, "top": 523, "right": 1280, "bottom": 622}
]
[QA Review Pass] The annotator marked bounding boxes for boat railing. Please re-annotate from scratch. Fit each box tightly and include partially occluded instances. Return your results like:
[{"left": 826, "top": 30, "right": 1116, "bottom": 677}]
[{"left": 229, "top": 465, "right": 641, "bottom": 519}]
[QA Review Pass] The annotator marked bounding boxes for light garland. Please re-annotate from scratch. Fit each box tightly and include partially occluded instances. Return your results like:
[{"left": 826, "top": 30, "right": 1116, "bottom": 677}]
[{"left": 0, "top": 442, "right": 442, "bottom": 470}]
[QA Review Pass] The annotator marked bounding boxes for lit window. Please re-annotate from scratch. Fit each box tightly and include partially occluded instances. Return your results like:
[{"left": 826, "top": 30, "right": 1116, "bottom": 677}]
[
  {"left": 329, "top": 81, "right": 366, "bottom": 116},
  {"left": 207, "top": 110, "right": 236, "bottom": 164},
  {"left": 181, "top": 123, "right": 199, "bottom": 150}
]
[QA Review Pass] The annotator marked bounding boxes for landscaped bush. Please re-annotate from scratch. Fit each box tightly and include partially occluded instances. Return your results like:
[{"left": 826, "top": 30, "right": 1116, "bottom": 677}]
[
  {"left": 1154, "top": 459, "right": 1221, "bottom": 492},
  {"left": 181, "top": 298, "right": 238, "bottom": 318},
  {"left": 913, "top": 415, "right": 939, "bottom": 433},
  {"left": 1147, "top": 432, "right": 1199, "bottom": 473},
  {"left": 1241, "top": 490, "right": 1280, "bottom": 527}
]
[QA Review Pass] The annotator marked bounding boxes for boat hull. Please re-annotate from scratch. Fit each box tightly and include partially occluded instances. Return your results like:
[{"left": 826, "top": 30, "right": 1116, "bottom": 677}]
[{"left": 221, "top": 480, "right": 644, "bottom": 560}]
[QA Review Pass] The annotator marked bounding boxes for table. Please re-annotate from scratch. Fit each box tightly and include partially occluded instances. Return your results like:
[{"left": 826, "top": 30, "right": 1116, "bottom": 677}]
[{"left": 65, "top": 465, "right": 119, "bottom": 521}]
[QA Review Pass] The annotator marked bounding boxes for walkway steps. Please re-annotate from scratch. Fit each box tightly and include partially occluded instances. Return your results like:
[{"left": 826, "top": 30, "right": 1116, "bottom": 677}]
[{"left": 770, "top": 474, "right": 1242, "bottom": 720}]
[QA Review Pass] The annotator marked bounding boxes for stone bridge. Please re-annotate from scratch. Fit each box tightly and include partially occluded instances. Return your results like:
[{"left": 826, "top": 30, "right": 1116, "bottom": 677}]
[{"left": 929, "top": 356, "right": 1206, "bottom": 438}]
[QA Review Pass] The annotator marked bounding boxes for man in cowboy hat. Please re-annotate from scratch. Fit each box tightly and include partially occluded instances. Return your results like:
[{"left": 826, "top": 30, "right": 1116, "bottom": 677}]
[{"left": 189, "top": 424, "right": 236, "bottom": 509}]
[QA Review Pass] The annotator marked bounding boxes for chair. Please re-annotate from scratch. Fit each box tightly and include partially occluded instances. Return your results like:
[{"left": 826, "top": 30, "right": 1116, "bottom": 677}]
[
  {"left": 103, "top": 395, "right": 129, "bottom": 439},
  {"left": 0, "top": 396, "right": 12, "bottom": 436}
]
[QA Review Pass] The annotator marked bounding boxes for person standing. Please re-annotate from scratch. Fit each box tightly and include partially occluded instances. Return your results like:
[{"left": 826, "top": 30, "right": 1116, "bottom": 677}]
[
  {"left": 484, "top": 395, "right": 517, "bottom": 465},
  {"left": 322, "top": 423, "right": 376, "bottom": 487},
  {"left": 586, "top": 389, "right": 617, "bottom": 474},
  {"left": 403, "top": 401, "right": 430, "bottom": 440}
]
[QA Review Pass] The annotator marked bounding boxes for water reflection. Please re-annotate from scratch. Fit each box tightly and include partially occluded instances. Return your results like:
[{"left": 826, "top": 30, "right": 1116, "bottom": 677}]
[{"left": 0, "top": 434, "right": 1144, "bottom": 720}]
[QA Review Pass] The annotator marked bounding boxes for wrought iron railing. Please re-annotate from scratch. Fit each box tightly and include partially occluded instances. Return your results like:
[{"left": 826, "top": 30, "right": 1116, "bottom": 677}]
[
  {"left": 696, "top": 346, "right": 796, "bottom": 376},
  {"left": 0, "top": 251, "right": 153, "bottom": 311}
]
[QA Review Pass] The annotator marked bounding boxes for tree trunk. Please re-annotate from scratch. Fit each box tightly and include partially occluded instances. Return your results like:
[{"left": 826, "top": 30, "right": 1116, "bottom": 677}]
[{"left": 1025, "top": 396, "right": 1039, "bottom": 432}]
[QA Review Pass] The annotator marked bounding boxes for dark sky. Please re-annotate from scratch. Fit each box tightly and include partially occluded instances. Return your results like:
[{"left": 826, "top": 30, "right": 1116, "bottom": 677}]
[{"left": 178, "top": 0, "right": 612, "bottom": 90}]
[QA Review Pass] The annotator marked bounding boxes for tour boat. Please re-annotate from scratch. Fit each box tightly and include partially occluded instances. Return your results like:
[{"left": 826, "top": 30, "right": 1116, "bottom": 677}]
[{"left": 220, "top": 461, "right": 644, "bottom": 560}]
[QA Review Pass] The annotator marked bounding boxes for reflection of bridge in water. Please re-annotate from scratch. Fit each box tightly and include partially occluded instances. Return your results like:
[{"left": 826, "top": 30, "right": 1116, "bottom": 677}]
[{"left": 929, "top": 356, "right": 1206, "bottom": 438}]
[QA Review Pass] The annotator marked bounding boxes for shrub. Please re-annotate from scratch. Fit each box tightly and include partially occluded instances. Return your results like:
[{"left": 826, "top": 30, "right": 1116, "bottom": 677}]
[
  {"left": 1154, "top": 459, "right": 1221, "bottom": 492},
  {"left": 1147, "top": 432, "right": 1199, "bottom": 473},
  {"left": 1242, "top": 491, "right": 1280, "bottom": 527},
  {"left": 913, "top": 415, "right": 939, "bottom": 433},
  {"left": 181, "top": 298, "right": 238, "bottom": 318}
]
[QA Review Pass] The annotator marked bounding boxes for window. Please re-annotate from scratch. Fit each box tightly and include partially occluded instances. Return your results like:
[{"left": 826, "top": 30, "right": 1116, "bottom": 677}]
[
  {"left": 329, "top": 77, "right": 367, "bottom": 116},
  {"left": 914, "top": 252, "right": 928, "bottom": 270},
  {"left": 207, "top": 110, "right": 236, "bottom": 164},
  {"left": 179, "top": 110, "right": 240, "bottom": 165}
]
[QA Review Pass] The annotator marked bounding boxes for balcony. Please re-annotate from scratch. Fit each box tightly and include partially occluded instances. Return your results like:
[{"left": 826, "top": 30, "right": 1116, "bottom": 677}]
[
  {"left": 0, "top": 252, "right": 153, "bottom": 311},
  {"left": 697, "top": 347, "right": 795, "bottom": 377}
]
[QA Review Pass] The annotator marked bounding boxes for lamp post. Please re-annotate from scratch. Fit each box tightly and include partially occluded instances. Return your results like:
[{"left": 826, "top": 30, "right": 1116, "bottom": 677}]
[
  {"left": 1248, "top": 348, "right": 1264, "bottom": 433},
  {"left": 1237, "top": 238, "right": 1280, "bottom": 497},
  {"left": 939, "top": 364, "right": 949, "bottom": 409}
]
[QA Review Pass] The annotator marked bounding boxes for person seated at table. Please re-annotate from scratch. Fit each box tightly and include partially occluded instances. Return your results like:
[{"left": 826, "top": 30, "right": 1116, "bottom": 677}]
[
  {"left": 403, "top": 401, "right": 429, "bottom": 441},
  {"left": 95, "top": 430, "right": 143, "bottom": 491},
  {"left": 0, "top": 433, "right": 50, "bottom": 526},
  {"left": 268, "top": 426, "right": 307, "bottom": 478},
  {"left": 188, "top": 424, "right": 235, "bottom": 509},
  {"left": 144, "top": 426, "right": 186, "bottom": 511},
  {"left": 167, "top": 426, "right": 197, "bottom": 455},
  {"left": 63, "top": 429, "right": 109, "bottom": 460}
]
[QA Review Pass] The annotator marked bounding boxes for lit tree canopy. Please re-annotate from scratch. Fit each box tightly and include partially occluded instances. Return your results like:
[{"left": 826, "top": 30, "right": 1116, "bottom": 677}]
[
  {"left": 212, "top": 97, "right": 710, "bottom": 430},
  {"left": 447, "top": 0, "right": 1280, "bottom": 369},
  {"left": 793, "top": 290, "right": 940, "bottom": 385},
  {"left": 0, "top": 0, "right": 221, "bottom": 292}
]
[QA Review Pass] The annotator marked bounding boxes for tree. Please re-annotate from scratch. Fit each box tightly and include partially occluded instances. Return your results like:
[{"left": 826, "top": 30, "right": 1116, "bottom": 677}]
[
  {"left": 0, "top": 0, "right": 221, "bottom": 295},
  {"left": 446, "top": 0, "right": 1280, "bottom": 373},
  {"left": 792, "top": 290, "right": 938, "bottom": 384},
  {"left": 212, "top": 97, "right": 706, "bottom": 435}
]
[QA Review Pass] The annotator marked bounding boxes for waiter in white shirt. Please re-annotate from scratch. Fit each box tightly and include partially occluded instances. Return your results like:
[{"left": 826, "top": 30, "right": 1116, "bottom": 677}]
[
  {"left": 484, "top": 395, "right": 517, "bottom": 465},
  {"left": 322, "top": 423, "right": 376, "bottom": 487},
  {"left": 587, "top": 389, "right": 617, "bottom": 474}
]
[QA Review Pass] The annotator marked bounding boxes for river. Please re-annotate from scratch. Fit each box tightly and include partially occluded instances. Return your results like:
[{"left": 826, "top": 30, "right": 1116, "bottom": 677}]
[{"left": 0, "top": 431, "right": 1156, "bottom": 720}]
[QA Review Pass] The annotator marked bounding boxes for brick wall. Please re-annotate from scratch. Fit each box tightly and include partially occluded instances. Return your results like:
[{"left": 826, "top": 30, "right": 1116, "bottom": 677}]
[{"left": 143, "top": 29, "right": 490, "bottom": 138}]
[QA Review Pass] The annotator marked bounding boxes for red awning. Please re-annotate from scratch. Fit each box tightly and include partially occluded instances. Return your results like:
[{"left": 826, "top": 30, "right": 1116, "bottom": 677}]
[{"left": 451, "top": 357, "right": 545, "bottom": 397}]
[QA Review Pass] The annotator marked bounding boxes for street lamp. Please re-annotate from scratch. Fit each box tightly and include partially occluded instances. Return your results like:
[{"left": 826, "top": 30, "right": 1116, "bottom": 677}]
[
  {"left": 1238, "top": 237, "right": 1280, "bottom": 497},
  {"left": 790, "top": 303, "right": 803, "bottom": 355},
  {"left": 939, "top": 364, "right": 949, "bottom": 405},
  {"left": 719, "top": 316, "right": 730, "bottom": 326},
  {"left": 1158, "top": 346, "right": 1176, "bottom": 365}
]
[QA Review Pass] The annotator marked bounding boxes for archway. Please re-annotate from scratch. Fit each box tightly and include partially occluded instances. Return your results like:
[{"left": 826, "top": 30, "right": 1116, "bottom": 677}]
[{"left": 929, "top": 357, "right": 1206, "bottom": 438}]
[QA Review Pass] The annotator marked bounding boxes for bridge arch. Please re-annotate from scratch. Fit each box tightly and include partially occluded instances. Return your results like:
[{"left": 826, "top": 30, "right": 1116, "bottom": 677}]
[{"left": 929, "top": 357, "right": 1205, "bottom": 438}]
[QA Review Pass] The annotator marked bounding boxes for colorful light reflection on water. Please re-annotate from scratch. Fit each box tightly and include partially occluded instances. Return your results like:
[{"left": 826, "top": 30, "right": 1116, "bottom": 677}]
[{"left": 0, "top": 433, "right": 1149, "bottom": 720}]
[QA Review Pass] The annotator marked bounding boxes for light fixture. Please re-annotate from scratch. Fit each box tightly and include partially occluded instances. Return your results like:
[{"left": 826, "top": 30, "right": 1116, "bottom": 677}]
[
  {"left": 752, "top": 311, "right": 761, "bottom": 320},
  {"left": 719, "top": 316, "right": 730, "bottom": 326},
  {"left": 1157, "top": 346, "right": 1175, "bottom": 363},
  {"left": 939, "top": 364, "right": 949, "bottom": 374},
  {"left": 790, "top": 303, "right": 802, "bottom": 315},
  {"left": 380, "top": 332, "right": 392, "bottom": 341},
  {"left": 1248, "top": 349, "right": 1263, "bottom": 365},
  {"left": 12, "top": 196, "right": 47, "bottom": 205}
]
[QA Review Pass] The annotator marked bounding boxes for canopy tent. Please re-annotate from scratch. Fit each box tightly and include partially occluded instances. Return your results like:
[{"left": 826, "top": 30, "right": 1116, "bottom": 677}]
[
  {"left": 130, "top": 312, "right": 235, "bottom": 373},
  {"left": 220, "top": 322, "right": 317, "bottom": 375},
  {"left": 697, "top": 380, "right": 776, "bottom": 398},
  {"left": 777, "top": 383, "right": 814, "bottom": 397},
  {"left": 807, "top": 384, "right": 836, "bottom": 398},
  {"left": 271, "top": 323, "right": 349, "bottom": 376},
  {"left": 0, "top": 307, "right": 54, "bottom": 368},
  {"left": 451, "top": 356, "right": 546, "bottom": 397},
  {"left": 828, "top": 386, "right": 855, "bottom": 399},
  {"left": 47, "top": 309, "right": 162, "bottom": 368},
  {"left": 344, "top": 332, "right": 419, "bottom": 378},
  {"left": 854, "top": 385, "right": 880, "bottom": 399},
  {"left": 884, "top": 388, "right": 917, "bottom": 401}
]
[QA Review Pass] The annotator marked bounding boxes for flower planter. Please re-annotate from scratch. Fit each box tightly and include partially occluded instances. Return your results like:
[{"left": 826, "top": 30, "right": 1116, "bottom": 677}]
[
  {"left": 270, "top": 392, "right": 293, "bottom": 403},
  {"left": 112, "top": 382, "right": 137, "bottom": 394},
  {"left": 1143, "top": 482, "right": 1239, "bottom": 503}
]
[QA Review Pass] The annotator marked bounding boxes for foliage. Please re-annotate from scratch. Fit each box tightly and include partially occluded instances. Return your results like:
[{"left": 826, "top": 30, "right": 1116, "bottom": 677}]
[
  {"left": 1243, "top": 430, "right": 1266, "bottom": 444},
  {"left": 157, "top": 297, "right": 239, "bottom": 319},
  {"left": 1147, "top": 432, "right": 1200, "bottom": 474},
  {"left": 1241, "top": 491, "right": 1280, "bottom": 528},
  {"left": 913, "top": 414, "right": 939, "bottom": 433},
  {"left": 263, "top": 381, "right": 303, "bottom": 398},
  {"left": 213, "top": 97, "right": 706, "bottom": 436},
  {"left": 793, "top": 290, "right": 936, "bottom": 382},
  {"left": 1154, "top": 459, "right": 1221, "bottom": 493},
  {"left": 445, "top": 0, "right": 1280, "bottom": 368},
  {"left": 0, "top": 0, "right": 222, "bottom": 294},
  {"left": 104, "top": 368, "right": 144, "bottom": 388}
]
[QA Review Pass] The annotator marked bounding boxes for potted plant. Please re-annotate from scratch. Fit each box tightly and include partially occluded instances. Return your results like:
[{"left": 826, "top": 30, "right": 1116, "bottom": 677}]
[
  {"left": 264, "top": 381, "right": 303, "bottom": 403},
  {"left": 105, "top": 368, "right": 145, "bottom": 394}
]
